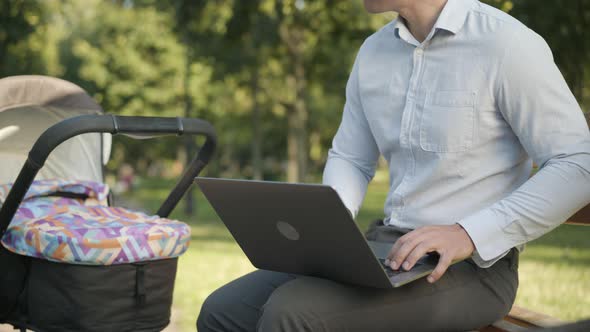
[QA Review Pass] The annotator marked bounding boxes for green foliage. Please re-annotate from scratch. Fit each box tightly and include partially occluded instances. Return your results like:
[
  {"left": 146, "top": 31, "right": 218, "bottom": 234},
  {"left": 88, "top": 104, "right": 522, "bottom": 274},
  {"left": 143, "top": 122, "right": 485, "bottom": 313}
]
[
  {"left": 0, "top": 0, "right": 62, "bottom": 76},
  {"left": 63, "top": 1, "right": 185, "bottom": 117},
  {"left": 0, "top": 0, "right": 588, "bottom": 178}
]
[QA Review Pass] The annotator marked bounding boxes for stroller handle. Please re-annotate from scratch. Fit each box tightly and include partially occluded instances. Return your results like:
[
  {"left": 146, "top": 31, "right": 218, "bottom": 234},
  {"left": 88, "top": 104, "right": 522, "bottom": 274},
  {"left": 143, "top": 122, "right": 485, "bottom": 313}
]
[{"left": 0, "top": 115, "right": 217, "bottom": 235}]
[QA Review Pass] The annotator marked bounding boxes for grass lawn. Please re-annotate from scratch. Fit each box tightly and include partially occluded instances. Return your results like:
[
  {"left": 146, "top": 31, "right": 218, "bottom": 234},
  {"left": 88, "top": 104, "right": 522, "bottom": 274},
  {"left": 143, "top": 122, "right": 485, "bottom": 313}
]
[{"left": 124, "top": 174, "right": 590, "bottom": 331}]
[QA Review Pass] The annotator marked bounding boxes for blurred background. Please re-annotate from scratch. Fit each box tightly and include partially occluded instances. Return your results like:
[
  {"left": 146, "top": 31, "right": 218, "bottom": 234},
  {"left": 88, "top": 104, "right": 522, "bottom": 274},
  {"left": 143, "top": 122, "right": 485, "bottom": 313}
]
[{"left": 1, "top": 0, "right": 589, "bottom": 331}]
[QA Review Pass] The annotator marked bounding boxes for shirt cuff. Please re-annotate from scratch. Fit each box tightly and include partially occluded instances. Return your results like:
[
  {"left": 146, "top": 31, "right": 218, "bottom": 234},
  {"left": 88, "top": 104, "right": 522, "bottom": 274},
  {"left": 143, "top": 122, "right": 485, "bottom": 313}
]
[{"left": 457, "top": 207, "right": 516, "bottom": 266}]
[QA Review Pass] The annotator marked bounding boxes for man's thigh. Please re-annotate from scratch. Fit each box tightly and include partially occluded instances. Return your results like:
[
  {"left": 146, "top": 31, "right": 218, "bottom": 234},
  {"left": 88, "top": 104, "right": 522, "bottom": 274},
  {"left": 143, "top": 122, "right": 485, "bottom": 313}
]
[
  {"left": 199, "top": 220, "right": 519, "bottom": 332},
  {"left": 197, "top": 270, "right": 296, "bottom": 332},
  {"left": 258, "top": 252, "right": 518, "bottom": 332}
]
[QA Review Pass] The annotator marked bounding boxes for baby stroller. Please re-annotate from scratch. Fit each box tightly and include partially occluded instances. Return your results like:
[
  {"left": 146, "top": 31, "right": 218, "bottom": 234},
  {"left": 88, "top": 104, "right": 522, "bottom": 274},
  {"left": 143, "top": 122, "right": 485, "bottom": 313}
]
[{"left": 0, "top": 76, "right": 216, "bottom": 331}]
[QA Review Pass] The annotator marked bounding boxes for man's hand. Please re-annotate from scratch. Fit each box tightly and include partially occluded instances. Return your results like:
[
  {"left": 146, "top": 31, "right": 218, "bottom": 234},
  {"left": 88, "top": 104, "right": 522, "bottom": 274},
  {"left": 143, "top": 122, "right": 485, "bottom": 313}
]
[{"left": 385, "top": 224, "right": 475, "bottom": 283}]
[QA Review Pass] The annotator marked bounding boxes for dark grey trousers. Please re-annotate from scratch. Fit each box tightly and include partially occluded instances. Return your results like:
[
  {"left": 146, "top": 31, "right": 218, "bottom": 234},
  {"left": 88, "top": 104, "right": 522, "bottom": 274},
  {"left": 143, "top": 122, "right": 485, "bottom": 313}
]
[{"left": 197, "top": 220, "right": 519, "bottom": 332}]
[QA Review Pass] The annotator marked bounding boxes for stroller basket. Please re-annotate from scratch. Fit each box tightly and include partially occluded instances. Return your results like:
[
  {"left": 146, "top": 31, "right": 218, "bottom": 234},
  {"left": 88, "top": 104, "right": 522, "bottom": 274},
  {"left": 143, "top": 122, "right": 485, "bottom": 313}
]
[{"left": 0, "top": 76, "right": 217, "bottom": 332}]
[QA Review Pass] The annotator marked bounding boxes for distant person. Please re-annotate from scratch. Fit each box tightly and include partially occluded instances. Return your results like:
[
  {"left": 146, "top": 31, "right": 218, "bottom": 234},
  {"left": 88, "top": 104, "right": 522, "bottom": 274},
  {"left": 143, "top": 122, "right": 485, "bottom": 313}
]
[
  {"left": 115, "top": 163, "right": 135, "bottom": 193},
  {"left": 197, "top": 0, "right": 590, "bottom": 331}
]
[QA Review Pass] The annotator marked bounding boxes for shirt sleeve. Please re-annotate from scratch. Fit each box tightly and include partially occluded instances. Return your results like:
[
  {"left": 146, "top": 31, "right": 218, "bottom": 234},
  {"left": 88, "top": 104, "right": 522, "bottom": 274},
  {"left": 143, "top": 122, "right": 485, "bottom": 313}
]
[
  {"left": 458, "top": 28, "right": 590, "bottom": 266},
  {"left": 322, "top": 51, "right": 380, "bottom": 218}
]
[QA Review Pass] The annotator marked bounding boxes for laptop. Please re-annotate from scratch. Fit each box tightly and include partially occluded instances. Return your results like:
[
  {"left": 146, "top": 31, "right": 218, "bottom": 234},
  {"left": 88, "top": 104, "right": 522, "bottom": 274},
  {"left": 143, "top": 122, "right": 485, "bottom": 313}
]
[{"left": 195, "top": 177, "right": 439, "bottom": 288}]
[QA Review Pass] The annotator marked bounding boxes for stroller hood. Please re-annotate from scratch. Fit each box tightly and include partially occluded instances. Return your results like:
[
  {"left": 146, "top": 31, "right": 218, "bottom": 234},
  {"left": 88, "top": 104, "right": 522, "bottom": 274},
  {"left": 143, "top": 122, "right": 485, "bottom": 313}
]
[{"left": 0, "top": 75, "right": 111, "bottom": 183}]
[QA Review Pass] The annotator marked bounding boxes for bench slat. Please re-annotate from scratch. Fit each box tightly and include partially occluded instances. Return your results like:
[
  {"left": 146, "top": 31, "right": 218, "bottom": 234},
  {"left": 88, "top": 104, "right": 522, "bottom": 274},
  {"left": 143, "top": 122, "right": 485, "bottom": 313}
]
[
  {"left": 481, "top": 306, "right": 565, "bottom": 332},
  {"left": 507, "top": 306, "right": 564, "bottom": 328},
  {"left": 567, "top": 205, "right": 590, "bottom": 225}
]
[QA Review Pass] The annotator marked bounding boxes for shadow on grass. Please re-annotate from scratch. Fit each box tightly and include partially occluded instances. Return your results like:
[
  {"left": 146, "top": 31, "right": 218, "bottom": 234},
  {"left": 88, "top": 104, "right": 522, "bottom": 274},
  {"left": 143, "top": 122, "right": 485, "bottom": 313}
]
[
  {"left": 519, "top": 253, "right": 590, "bottom": 267},
  {"left": 510, "top": 225, "right": 590, "bottom": 267},
  {"left": 188, "top": 223, "right": 236, "bottom": 244},
  {"left": 525, "top": 224, "right": 589, "bottom": 249}
]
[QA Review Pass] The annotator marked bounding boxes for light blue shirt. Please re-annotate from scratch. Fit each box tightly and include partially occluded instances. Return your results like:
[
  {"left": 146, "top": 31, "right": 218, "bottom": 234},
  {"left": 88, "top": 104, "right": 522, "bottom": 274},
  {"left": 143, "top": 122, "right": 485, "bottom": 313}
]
[{"left": 322, "top": 0, "right": 590, "bottom": 267}]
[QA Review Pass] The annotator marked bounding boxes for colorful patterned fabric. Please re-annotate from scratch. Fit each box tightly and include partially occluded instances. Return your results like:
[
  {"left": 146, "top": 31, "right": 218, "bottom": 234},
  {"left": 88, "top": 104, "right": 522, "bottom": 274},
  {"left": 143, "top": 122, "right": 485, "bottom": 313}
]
[
  {"left": 0, "top": 180, "right": 190, "bottom": 265},
  {"left": 0, "top": 179, "right": 110, "bottom": 205}
]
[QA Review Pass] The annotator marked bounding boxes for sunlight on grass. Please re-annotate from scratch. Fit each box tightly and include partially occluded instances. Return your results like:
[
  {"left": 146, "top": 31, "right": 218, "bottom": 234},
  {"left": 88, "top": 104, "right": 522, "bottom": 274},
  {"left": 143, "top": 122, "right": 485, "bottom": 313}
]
[
  {"left": 127, "top": 174, "right": 590, "bottom": 330},
  {"left": 513, "top": 222, "right": 590, "bottom": 322},
  {"left": 516, "top": 258, "right": 590, "bottom": 321},
  {"left": 172, "top": 242, "right": 254, "bottom": 330}
]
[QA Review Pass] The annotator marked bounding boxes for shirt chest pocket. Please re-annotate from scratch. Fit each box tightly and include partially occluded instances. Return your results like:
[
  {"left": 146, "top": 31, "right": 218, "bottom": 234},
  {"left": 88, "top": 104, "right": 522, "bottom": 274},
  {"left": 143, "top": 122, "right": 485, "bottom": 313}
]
[{"left": 419, "top": 90, "right": 477, "bottom": 153}]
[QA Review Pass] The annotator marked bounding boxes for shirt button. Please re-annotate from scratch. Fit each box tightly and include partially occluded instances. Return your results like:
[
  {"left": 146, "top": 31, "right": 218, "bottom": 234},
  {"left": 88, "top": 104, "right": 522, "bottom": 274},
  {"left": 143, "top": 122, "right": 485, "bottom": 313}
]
[{"left": 415, "top": 48, "right": 424, "bottom": 56}]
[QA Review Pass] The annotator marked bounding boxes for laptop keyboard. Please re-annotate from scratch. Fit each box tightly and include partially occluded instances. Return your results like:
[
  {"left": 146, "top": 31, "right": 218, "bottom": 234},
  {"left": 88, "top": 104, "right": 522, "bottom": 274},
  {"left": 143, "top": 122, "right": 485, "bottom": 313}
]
[{"left": 378, "top": 259, "right": 422, "bottom": 277}]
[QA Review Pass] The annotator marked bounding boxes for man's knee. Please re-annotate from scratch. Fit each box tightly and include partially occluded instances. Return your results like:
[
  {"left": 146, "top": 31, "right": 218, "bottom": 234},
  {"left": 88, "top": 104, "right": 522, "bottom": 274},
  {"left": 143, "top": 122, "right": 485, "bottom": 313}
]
[
  {"left": 196, "top": 292, "right": 226, "bottom": 332},
  {"left": 257, "top": 295, "right": 317, "bottom": 332}
]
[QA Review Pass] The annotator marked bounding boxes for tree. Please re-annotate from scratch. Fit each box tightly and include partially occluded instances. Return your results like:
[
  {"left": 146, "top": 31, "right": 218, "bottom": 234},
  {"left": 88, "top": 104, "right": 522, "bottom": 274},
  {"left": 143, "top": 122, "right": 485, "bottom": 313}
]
[
  {"left": 53, "top": 0, "right": 200, "bottom": 176},
  {"left": 243, "top": 0, "right": 390, "bottom": 182},
  {"left": 0, "top": 0, "right": 62, "bottom": 77}
]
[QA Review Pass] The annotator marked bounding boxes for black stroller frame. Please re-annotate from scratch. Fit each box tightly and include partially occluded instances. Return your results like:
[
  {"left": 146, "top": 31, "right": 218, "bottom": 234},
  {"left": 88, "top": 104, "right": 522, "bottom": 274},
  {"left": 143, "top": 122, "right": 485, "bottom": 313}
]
[{"left": 0, "top": 114, "right": 216, "bottom": 331}]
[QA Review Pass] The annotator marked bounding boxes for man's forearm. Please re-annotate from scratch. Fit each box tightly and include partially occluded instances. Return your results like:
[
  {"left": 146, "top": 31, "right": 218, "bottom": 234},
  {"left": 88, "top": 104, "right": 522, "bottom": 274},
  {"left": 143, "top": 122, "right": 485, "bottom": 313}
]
[
  {"left": 459, "top": 150, "right": 590, "bottom": 263},
  {"left": 322, "top": 150, "right": 376, "bottom": 218}
]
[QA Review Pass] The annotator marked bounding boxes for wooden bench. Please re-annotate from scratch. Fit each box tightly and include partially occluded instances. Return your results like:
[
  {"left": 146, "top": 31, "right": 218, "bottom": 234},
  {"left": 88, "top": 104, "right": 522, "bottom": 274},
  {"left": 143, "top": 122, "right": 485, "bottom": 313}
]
[{"left": 483, "top": 306, "right": 566, "bottom": 331}]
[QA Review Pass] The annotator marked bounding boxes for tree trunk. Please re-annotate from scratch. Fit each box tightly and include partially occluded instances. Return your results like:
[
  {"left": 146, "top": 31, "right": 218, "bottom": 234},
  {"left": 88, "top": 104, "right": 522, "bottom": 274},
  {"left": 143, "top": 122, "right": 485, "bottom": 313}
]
[
  {"left": 183, "top": 48, "right": 196, "bottom": 216},
  {"left": 251, "top": 66, "right": 263, "bottom": 180},
  {"left": 294, "top": 51, "right": 308, "bottom": 182},
  {"left": 286, "top": 104, "right": 308, "bottom": 182},
  {"left": 281, "top": 22, "right": 308, "bottom": 183},
  {"left": 287, "top": 106, "right": 299, "bottom": 182}
]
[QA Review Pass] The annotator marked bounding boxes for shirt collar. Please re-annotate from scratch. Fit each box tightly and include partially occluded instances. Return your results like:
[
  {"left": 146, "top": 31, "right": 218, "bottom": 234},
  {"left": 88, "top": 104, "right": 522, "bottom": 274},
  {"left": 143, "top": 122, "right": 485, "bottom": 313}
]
[
  {"left": 433, "top": 0, "right": 472, "bottom": 34},
  {"left": 392, "top": 0, "right": 472, "bottom": 42}
]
